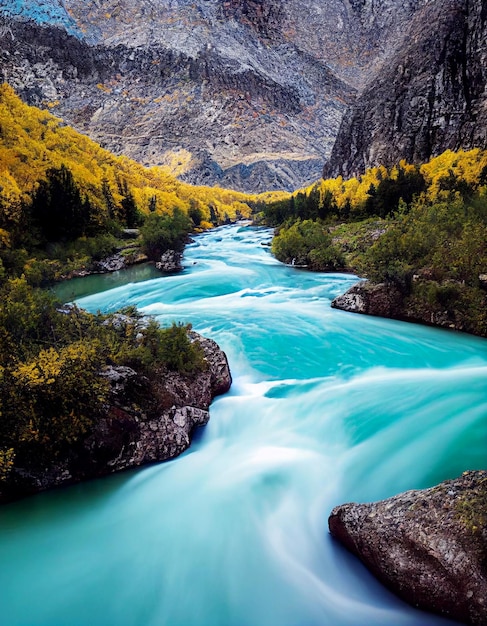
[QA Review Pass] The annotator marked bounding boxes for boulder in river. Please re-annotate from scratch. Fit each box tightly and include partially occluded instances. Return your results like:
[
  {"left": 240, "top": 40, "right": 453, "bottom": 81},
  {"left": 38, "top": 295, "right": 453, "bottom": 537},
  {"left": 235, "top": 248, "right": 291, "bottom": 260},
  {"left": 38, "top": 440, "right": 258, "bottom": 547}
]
[
  {"left": 331, "top": 280, "right": 403, "bottom": 317},
  {"left": 156, "top": 249, "right": 183, "bottom": 272},
  {"left": 86, "top": 330, "right": 231, "bottom": 472},
  {"left": 329, "top": 471, "right": 487, "bottom": 625}
]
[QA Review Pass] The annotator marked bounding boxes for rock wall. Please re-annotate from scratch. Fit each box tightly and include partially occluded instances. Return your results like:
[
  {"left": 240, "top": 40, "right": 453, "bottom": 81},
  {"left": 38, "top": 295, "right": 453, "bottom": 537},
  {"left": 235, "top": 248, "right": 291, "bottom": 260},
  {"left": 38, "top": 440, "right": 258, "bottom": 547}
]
[
  {"left": 331, "top": 280, "right": 484, "bottom": 335},
  {"left": 0, "top": 10, "right": 351, "bottom": 192},
  {"left": 331, "top": 280, "right": 404, "bottom": 319},
  {"left": 0, "top": 1, "right": 434, "bottom": 192},
  {"left": 329, "top": 471, "right": 487, "bottom": 625},
  {"left": 324, "top": 0, "right": 487, "bottom": 178},
  {"left": 4, "top": 1, "right": 485, "bottom": 191}
]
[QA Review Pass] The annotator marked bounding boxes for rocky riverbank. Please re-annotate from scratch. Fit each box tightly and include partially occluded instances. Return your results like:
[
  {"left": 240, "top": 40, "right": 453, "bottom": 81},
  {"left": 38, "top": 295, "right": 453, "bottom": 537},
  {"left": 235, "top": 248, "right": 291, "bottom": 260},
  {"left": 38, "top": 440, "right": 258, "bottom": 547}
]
[
  {"left": 61, "top": 247, "right": 183, "bottom": 281},
  {"left": 329, "top": 471, "right": 487, "bottom": 625},
  {"left": 0, "top": 328, "right": 231, "bottom": 504},
  {"left": 331, "top": 280, "right": 487, "bottom": 336}
]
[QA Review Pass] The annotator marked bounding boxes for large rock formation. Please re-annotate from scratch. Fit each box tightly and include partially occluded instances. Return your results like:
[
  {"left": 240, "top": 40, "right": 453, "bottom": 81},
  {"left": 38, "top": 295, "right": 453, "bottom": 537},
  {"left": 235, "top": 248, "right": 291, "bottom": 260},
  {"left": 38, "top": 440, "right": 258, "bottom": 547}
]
[
  {"left": 0, "top": 0, "right": 434, "bottom": 192},
  {"left": 0, "top": 328, "right": 231, "bottom": 503},
  {"left": 2, "top": 1, "right": 484, "bottom": 188},
  {"left": 331, "top": 280, "right": 404, "bottom": 318},
  {"left": 329, "top": 471, "right": 487, "bottom": 625},
  {"left": 324, "top": 0, "right": 487, "bottom": 178},
  {"left": 331, "top": 279, "right": 485, "bottom": 335}
]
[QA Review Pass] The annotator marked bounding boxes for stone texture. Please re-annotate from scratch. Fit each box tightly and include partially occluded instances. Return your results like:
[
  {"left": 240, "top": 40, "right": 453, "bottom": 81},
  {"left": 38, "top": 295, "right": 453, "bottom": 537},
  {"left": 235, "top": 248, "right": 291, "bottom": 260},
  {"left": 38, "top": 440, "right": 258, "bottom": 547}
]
[
  {"left": 156, "top": 249, "right": 183, "bottom": 273},
  {"left": 94, "top": 253, "right": 126, "bottom": 272},
  {"left": 324, "top": 0, "right": 487, "bottom": 178},
  {"left": 329, "top": 471, "right": 487, "bottom": 625},
  {"left": 331, "top": 281, "right": 404, "bottom": 317},
  {"left": 0, "top": 1, "right": 435, "bottom": 192},
  {"left": 331, "top": 280, "right": 480, "bottom": 333}
]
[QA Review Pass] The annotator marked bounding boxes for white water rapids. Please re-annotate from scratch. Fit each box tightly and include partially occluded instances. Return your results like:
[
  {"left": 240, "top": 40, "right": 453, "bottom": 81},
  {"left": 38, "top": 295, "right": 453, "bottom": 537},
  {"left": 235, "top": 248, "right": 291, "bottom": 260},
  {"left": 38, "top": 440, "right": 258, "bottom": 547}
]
[{"left": 1, "top": 224, "right": 486, "bottom": 625}]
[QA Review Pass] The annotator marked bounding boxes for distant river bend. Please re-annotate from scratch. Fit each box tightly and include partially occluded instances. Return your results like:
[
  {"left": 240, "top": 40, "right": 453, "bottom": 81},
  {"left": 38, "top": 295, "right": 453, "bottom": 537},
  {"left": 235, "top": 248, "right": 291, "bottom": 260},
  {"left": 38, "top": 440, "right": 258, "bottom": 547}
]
[{"left": 1, "top": 224, "right": 486, "bottom": 626}]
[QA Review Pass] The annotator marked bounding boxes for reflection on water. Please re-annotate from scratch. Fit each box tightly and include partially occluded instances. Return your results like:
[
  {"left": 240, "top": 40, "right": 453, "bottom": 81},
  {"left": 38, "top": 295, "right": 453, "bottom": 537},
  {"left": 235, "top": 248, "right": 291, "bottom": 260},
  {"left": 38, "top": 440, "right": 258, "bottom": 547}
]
[
  {"left": 1, "top": 224, "right": 485, "bottom": 625},
  {"left": 52, "top": 263, "right": 162, "bottom": 302}
]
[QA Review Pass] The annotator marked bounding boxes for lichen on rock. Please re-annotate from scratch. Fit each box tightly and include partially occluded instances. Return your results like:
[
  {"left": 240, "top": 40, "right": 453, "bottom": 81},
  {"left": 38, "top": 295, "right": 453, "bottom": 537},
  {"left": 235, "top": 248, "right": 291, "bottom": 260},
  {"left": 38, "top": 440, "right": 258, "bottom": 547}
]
[{"left": 329, "top": 471, "right": 487, "bottom": 625}]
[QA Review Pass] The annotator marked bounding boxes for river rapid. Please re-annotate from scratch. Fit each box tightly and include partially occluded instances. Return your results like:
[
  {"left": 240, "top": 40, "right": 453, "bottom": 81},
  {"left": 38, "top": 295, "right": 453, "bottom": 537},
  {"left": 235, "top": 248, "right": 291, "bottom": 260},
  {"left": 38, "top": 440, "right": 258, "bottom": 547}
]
[{"left": 1, "top": 224, "right": 486, "bottom": 626}]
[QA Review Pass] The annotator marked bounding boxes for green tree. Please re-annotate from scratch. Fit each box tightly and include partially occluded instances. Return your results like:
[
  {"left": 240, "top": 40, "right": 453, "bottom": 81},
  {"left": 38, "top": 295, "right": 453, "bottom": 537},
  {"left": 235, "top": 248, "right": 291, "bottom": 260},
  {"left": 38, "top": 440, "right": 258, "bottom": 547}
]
[
  {"left": 144, "top": 321, "right": 205, "bottom": 374},
  {"left": 140, "top": 209, "right": 192, "bottom": 261},
  {"left": 30, "top": 165, "right": 95, "bottom": 241},
  {"left": 271, "top": 219, "right": 343, "bottom": 269}
]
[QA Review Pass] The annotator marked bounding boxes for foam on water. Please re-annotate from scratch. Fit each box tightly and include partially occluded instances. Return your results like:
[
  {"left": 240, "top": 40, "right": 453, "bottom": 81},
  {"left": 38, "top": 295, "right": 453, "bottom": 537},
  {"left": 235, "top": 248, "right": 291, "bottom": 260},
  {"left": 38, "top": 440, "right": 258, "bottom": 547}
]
[{"left": 1, "top": 224, "right": 485, "bottom": 625}]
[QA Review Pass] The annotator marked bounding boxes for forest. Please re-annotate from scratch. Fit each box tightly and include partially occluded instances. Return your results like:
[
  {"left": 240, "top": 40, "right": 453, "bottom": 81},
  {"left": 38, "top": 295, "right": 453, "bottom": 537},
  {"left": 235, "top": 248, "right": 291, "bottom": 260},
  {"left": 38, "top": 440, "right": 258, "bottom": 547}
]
[{"left": 265, "top": 149, "right": 487, "bottom": 335}]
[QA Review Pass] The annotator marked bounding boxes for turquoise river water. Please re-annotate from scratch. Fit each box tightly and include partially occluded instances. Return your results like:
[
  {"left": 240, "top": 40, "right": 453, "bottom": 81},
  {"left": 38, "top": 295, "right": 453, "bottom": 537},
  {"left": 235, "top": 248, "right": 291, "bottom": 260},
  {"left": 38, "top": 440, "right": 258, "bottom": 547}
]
[{"left": 1, "top": 224, "right": 486, "bottom": 626}]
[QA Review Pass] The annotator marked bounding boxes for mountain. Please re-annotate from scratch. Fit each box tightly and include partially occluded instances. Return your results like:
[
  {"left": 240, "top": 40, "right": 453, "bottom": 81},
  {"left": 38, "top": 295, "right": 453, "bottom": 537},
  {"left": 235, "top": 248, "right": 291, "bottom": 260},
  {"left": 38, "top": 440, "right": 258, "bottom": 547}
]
[
  {"left": 0, "top": 83, "right": 264, "bottom": 229},
  {"left": 324, "top": 0, "right": 487, "bottom": 178},
  {"left": 0, "top": 0, "right": 432, "bottom": 192}
]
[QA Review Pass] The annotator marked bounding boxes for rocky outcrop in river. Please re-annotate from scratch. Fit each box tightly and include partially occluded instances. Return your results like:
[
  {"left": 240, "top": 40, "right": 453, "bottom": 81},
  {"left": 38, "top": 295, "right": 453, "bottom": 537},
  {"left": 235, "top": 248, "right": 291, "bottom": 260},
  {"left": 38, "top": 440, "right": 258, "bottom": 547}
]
[
  {"left": 331, "top": 280, "right": 486, "bottom": 335},
  {"left": 331, "top": 280, "right": 403, "bottom": 319},
  {"left": 0, "top": 328, "right": 231, "bottom": 503},
  {"left": 329, "top": 471, "right": 487, "bottom": 625},
  {"left": 156, "top": 249, "right": 183, "bottom": 273}
]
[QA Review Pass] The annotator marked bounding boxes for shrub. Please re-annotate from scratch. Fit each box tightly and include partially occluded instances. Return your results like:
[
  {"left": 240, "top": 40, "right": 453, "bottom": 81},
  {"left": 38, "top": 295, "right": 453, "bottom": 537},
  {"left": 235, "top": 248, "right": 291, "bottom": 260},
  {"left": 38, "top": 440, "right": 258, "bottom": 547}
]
[
  {"left": 140, "top": 209, "right": 192, "bottom": 261},
  {"left": 148, "top": 322, "right": 206, "bottom": 374}
]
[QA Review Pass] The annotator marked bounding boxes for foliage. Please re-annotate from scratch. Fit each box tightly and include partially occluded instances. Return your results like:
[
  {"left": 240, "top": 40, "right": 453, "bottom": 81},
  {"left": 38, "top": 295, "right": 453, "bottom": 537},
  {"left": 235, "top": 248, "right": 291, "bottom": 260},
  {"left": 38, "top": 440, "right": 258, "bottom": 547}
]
[
  {"left": 0, "top": 83, "right": 259, "bottom": 286},
  {"left": 271, "top": 220, "right": 344, "bottom": 270},
  {"left": 262, "top": 150, "right": 487, "bottom": 226},
  {"left": 455, "top": 477, "right": 487, "bottom": 535},
  {"left": 262, "top": 148, "right": 487, "bottom": 336},
  {"left": 358, "top": 195, "right": 487, "bottom": 287},
  {"left": 0, "top": 83, "right": 256, "bottom": 222},
  {"left": 0, "top": 448, "right": 15, "bottom": 482},
  {"left": 140, "top": 208, "right": 193, "bottom": 260},
  {"left": 145, "top": 321, "right": 206, "bottom": 374},
  {"left": 30, "top": 165, "right": 97, "bottom": 242},
  {"left": 0, "top": 279, "right": 207, "bottom": 479}
]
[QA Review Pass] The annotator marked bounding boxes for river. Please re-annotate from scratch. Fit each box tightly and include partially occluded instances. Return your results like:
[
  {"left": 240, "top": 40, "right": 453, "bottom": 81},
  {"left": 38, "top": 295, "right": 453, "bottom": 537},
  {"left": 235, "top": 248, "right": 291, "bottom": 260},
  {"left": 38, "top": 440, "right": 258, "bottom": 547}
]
[{"left": 1, "top": 224, "right": 486, "bottom": 625}]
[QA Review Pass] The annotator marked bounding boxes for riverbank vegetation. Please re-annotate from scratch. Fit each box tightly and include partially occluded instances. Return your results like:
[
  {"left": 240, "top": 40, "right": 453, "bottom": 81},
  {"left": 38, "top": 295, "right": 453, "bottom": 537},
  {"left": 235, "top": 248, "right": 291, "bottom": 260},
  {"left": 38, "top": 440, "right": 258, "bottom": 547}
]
[
  {"left": 264, "top": 148, "right": 487, "bottom": 336},
  {"left": 0, "top": 277, "right": 206, "bottom": 490},
  {"left": 0, "top": 84, "right": 255, "bottom": 492}
]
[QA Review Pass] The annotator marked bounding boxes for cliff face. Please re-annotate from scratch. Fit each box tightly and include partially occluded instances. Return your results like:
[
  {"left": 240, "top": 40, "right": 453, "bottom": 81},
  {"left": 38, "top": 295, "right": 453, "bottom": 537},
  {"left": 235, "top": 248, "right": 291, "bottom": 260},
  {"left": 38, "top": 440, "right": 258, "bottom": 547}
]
[
  {"left": 324, "top": 0, "right": 487, "bottom": 178},
  {"left": 0, "top": 0, "right": 430, "bottom": 191},
  {"left": 3, "top": 1, "right": 483, "bottom": 189}
]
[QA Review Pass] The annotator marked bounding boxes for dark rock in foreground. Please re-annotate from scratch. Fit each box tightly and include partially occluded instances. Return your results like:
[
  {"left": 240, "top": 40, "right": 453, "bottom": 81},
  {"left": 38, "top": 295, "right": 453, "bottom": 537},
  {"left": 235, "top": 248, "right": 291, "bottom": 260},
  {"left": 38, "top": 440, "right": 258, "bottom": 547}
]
[
  {"left": 329, "top": 471, "right": 487, "bottom": 625},
  {"left": 1, "top": 330, "right": 231, "bottom": 503}
]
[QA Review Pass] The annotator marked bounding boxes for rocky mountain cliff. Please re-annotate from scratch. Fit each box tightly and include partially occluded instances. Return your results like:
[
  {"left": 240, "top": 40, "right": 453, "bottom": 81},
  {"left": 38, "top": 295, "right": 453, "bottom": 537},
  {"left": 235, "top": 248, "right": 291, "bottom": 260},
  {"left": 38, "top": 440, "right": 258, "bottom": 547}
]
[
  {"left": 324, "top": 0, "right": 487, "bottom": 178},
  {"left": 0, "top": 0, "right": 432, "bottom": 191}
]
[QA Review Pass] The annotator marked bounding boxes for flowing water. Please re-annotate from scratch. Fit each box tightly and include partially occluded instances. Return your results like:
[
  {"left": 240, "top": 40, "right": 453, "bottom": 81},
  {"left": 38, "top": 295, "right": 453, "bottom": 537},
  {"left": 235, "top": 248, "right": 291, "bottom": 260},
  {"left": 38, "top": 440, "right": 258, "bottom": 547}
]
[{"left": 1, "top": 224, "right": 486, "bottom": 626}]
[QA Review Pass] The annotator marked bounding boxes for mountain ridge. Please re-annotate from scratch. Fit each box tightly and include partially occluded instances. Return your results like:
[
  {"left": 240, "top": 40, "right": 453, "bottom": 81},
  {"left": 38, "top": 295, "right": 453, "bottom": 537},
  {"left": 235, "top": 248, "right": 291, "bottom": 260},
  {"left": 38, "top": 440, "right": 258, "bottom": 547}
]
[
  {"left": 0, "top": 0, "right": 432, "bottom": 192},
  {"left": 324, "top": 0, "right": 487, "bottom": 178},
  {"left": 2, "top": 0, "right": 486, "bottom": 190}
]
